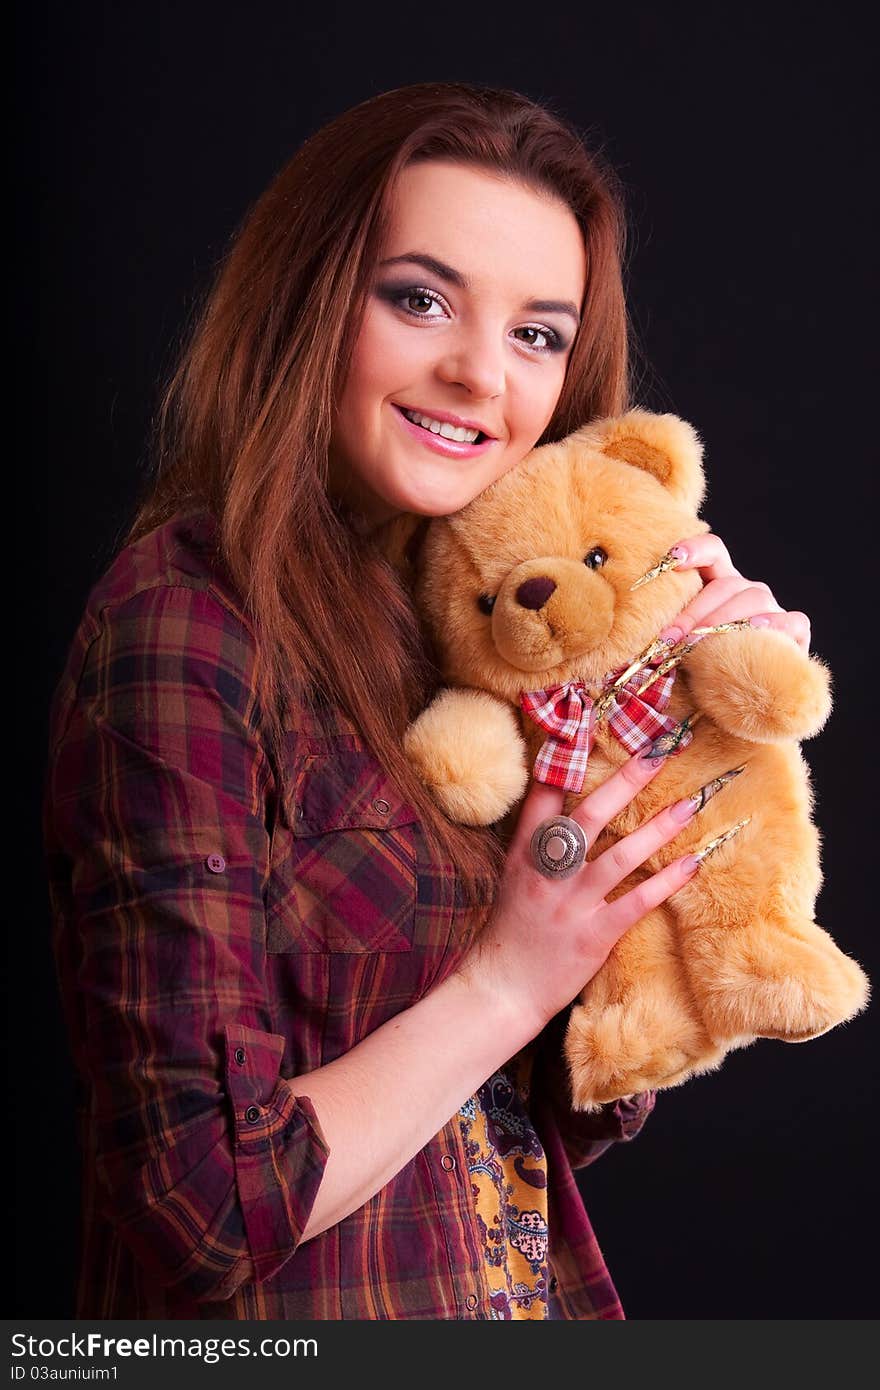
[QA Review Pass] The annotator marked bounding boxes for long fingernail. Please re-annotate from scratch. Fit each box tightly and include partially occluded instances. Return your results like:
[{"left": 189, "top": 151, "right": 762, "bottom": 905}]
[
  {"left": 686, "top": 816, "right": 752, "bottom": 867},
  {"left": 629, "top": 547, "right": 688, "bottom": 590},
  {"left": 658, "top": 625, "right": 685, "bottom": 646},
  {"left": 683, "top": 762, "right": 748, "bottom": 814},
  {"left": 750, "top": 616, "right": 772, "bottom": 628},
  {"left": 639, "top": 713, "right": 696, "bottom": 760}
]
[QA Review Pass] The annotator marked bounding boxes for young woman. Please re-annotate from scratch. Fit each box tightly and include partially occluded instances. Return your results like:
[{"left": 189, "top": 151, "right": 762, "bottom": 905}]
[{"left": 44, "top": 81, "right": 812, "bottom": 1321}]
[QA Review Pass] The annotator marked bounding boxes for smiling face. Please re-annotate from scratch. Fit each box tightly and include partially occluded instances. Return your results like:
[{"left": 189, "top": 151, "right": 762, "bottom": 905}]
[{"left": 327, "top": 159, "right": 588, "bottom": 527}]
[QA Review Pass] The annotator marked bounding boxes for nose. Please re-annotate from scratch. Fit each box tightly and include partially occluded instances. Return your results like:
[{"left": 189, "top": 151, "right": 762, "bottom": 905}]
[
  {"left": 434, "top": 324, "right": 506, "bottom": 399},
  {"left": 516, "top": 577, "right": 557, "bottom": 610}
]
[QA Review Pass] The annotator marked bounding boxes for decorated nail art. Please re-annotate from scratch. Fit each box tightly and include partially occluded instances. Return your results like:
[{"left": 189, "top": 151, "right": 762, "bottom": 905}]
[
  {"left": 632, "top": 619, "right": 756, "bottom": 699},
  {"left": 630, "top": 549, "right": 685, "bottom": 591},
  {"left": 593, "top": 634, "right": 672, "bottom": 721},
  {"left": 640, "top": 713, "right": 697, "bottom": 760},
  {"left": 685, "top": 763, "right": 748, "bottom": 812},
  {"left": 692, "top": 816, "right": 752, "bottom": 864}
]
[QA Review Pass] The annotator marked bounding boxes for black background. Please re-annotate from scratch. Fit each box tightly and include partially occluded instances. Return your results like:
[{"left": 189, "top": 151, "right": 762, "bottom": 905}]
[{"left": 26, "top": 3, "right": 877, "bottom": 1318}]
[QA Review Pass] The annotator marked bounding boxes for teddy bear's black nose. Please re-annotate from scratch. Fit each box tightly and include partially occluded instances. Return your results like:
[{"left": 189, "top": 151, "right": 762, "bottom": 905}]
[{"left": 516, "top": 576, "right": 557, "bottom": 610}]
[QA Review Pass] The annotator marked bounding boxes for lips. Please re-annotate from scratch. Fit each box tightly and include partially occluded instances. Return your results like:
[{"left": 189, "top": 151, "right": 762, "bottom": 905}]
[
  {"left": 394, "top": 403, "right": 495, "bottom": 440},
  {"left": 391, "top": 403, "right": 496, "bottom": 459}
]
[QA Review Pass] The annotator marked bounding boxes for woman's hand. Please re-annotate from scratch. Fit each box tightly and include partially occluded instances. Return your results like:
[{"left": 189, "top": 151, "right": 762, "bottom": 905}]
[
  {"left": 660, "top": 532, "right": 812, "bottom": 654},
  {"left": 456, "top": 748, "right": 700, "bottom": 1034}
]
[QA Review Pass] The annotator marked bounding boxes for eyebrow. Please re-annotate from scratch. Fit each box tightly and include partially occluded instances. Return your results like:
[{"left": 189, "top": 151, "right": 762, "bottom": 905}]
[{"left": 378, "top": 252, "right": 582, "bottom": 326}]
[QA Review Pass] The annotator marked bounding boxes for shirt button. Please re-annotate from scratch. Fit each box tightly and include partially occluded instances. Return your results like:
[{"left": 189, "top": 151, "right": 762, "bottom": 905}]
[
  {"left": 244, "top": 1105, "right": 262, "bottom": 1124},
  {"left": 234, "top": 1047, "right": 246, "bottom": 1066},
  {"left": 440, "top": 1154, "right": 456, "bottom": 1172},
  {"left": 205, "top": 853, "right": 226, "bottom": 874},
  {"left": 373, "top": 798, "right": 390, "bottom": 815},
  {"left": 465, "top": 1293, "right": 479, "bottom": 1311}
]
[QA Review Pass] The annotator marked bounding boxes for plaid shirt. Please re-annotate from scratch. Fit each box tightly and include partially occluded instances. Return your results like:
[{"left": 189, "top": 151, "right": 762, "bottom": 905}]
[{"left": 44, "top": 510, "right": 655, "bottom": 1321}]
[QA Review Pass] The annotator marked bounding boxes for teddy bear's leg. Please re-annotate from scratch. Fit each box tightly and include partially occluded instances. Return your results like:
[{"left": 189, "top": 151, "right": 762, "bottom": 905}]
[
  {"left": 674, "top": 822, "right": 870, "bottom": 1044},
  {"left": 683, "top": 909, "right": 870, "bottom": 1045},
  {"left": 563, "top": 902, "right": 728, "bottom": 1111}
]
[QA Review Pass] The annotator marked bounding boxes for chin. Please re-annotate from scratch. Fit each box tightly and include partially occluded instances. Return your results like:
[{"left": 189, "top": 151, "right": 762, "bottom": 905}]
[{"left": 404, "top": 491, "right": 473, "bottom": 518}]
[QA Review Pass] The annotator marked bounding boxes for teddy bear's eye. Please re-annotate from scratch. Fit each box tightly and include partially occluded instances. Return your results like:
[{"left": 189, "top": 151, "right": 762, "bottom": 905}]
[
  {"left": 477, "top": 594, "right": 497, "bottom": 615},
  {"left": 584, "top": 546, "right": 608, "bottom": 570}
]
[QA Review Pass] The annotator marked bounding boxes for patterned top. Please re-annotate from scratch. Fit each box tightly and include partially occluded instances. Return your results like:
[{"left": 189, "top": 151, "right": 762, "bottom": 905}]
[
  {"left": 459, "top": 1051, "right": 549, "bottom": 1319},
  {"left": 43, "top": 509, "right": 656, "bottom": 1320}
]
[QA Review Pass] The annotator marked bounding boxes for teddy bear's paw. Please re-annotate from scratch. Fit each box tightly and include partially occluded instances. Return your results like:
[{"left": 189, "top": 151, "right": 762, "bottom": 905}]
[
  {"left": 563, "top": 997, "right": 726, "bottom": 1108},
  {"left": 690, "top": 917, "right": 870, "bottom": 1044},
  {"left": 685, "top": 632, "right": 832, "bottom": 743},
  {"left": 403, "top": 688, "right": 529, "bottom": 826}
]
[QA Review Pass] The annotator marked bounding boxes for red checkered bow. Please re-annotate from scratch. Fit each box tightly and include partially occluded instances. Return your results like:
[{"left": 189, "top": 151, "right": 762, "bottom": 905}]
[{"left": 520, "top": 655, "right": 691, "bottom": 793}]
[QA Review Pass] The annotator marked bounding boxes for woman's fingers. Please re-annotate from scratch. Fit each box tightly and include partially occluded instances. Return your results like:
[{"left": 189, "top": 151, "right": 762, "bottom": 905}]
[
  {"left": 666, "top": 533, "right": 811, "bottom": 653},
  {"left": 511, "top": 745, "right": 672, "bottom": 866},
  {"left": 507, "top": 777, "right": 568, "bottom": 859},
  {"left": 674, "top": 577, "right": 780, "bottom": 633},
  {"left": 668, "top": 532, "right": 738, "bottom": 583},
  {"left": 673, "top": 580, "right": 810, "bottom": 654},
  {"left": 585, "top": 784, "right": 705, "bottom": 904},
  {"left": 569, "top": 745, "right": 672, "bottom": 848},
  {"left": 694, "top": 591, "right": 810, "bottom": 652},
  {"left": 748, "top": 609, "right": 812, "bottom": 651},
  {"left": 595, "top": 853, "right": 698, "bottom": 948}
]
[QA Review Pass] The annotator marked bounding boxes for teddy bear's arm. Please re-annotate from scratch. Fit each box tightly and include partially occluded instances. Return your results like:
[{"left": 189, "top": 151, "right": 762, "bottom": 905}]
[
  {"left": 682, "top": 627, "right": 832, "bottom": 742},
  {"left": 403, "top": 687, "right": 530, "bottom": 826}
]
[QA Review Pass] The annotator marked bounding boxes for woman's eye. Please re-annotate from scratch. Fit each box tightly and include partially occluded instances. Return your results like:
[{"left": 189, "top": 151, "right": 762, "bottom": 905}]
[
  {"left": 379, "top": 284, "right": 565, "bottom": 354},
  {"left": 513, "top": 325, "right": 561, "bottom": 353},
  {"left": 402, "top": 289, "right": 445, "bottom": 317},
  {"left": 477, "top": 594, "right": 497, "bottom": 615},
  {"left": 584, "top": 546, "right": 608, "bottom": 570}
]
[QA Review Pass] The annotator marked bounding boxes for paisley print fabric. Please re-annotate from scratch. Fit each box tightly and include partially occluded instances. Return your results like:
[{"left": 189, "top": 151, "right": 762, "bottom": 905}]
[{"left": 458, "top": 1047, "right": 549, "bottom": 1319}]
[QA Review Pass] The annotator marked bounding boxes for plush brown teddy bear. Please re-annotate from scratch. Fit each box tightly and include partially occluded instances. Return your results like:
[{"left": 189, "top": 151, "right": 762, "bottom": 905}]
[{"left": 384, "top": 408, "right": 869, "bottom": 1111}]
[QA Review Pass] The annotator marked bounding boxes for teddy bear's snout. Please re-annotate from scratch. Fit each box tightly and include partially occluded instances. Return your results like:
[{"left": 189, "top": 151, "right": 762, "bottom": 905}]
[
  {"left": 516, "top": 576, "right": 557, "bottom": 610},
  {"left": 490, "top": 558, "right": 615, "bottom": 673}
]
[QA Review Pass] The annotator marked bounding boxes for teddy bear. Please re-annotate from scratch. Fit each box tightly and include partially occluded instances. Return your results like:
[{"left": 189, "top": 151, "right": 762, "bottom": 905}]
[{"left": 383, "top": 408, "right": 869, "bottom": 1111}]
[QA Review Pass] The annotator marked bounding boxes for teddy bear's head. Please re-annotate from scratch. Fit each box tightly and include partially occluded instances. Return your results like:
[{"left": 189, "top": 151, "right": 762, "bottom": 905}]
[{"left": 414, "top": 408, "right": 712, "bottom": 704}]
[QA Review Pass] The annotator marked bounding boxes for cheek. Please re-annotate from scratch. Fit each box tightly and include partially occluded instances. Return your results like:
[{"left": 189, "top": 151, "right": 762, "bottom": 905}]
[
  {"left": 345, "top": 308, "right": 415, "bottom": 411},
  {"left": 509, "top": 364, "right": 568, "bottom": 441}
]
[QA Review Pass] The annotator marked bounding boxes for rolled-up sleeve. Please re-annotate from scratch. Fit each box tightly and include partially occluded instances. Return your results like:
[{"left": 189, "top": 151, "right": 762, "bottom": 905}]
[
  {"left": 45, "top": 582, "right": 330, "bottom": 1302},
  {"left": 531, "top": 1006, "right": 656, "bottom": 1171}
]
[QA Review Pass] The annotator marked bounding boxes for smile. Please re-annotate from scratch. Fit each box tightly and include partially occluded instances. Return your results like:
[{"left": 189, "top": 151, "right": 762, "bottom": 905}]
[
  {"left": 401, "top": 408, "right": 482, "bottom": 443},
  {"left": 391, "top": 404, "right": 496, "bottom": 459}
]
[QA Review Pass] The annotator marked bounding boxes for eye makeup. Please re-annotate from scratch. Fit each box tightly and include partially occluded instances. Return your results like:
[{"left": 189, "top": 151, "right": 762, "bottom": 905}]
[{"left": 374, "top": 281, "right": 571, "bottom": 355}]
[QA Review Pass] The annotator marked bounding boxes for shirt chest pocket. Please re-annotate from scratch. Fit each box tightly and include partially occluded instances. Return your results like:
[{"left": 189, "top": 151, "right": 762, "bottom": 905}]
[{"left": 266, "top": 746, "right": 421, "bottom": 954}]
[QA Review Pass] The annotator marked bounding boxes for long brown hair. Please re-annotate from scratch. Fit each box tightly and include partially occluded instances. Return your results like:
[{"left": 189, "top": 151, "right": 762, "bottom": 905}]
[{"left": 122, "top": 80, "right": 635, "bottom": 900}]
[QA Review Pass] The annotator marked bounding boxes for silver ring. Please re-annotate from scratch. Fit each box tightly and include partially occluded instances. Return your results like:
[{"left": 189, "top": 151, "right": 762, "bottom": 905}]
[{"left": 529, "top": 816, "right": 588, "bottom": 880}]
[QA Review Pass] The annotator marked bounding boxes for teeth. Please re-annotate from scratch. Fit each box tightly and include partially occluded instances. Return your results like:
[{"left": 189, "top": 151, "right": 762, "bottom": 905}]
[{"left": 402, "top": 408, "right": 481, "bottom": 444}]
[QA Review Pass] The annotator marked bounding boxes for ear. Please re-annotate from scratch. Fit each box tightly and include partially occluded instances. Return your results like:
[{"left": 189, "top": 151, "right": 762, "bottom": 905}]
[{"left": 572, "top": 407, "right": 707, "bottom": 512}]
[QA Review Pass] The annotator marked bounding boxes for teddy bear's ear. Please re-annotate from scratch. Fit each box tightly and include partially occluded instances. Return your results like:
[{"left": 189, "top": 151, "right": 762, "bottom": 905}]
[{"left": 573, "top": 407, "right": 707, "bottom": 512}]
